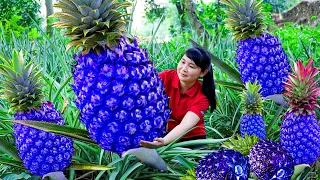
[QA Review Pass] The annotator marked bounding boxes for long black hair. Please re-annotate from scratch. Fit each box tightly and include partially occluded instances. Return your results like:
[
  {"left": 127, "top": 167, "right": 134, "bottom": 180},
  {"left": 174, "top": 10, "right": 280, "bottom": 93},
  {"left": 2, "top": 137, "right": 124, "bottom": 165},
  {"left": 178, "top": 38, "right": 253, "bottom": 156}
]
[{"left": 185, "top": 47, "right": 216, "bottom": 113}]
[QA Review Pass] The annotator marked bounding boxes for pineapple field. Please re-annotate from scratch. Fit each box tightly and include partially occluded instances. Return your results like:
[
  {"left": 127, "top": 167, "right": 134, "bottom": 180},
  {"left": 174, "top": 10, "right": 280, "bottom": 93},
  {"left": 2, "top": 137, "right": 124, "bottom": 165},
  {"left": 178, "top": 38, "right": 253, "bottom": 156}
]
[{"left": 0, "top": 0, "right": 319, "bottom": 179}]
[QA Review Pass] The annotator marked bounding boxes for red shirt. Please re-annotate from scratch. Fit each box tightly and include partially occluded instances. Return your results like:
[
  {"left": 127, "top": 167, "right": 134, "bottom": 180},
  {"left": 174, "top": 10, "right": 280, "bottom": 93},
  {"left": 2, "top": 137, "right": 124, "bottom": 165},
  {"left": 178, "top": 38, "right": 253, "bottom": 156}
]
[{"left": 159, "top": 69, "right": 209, "bottom": 139}]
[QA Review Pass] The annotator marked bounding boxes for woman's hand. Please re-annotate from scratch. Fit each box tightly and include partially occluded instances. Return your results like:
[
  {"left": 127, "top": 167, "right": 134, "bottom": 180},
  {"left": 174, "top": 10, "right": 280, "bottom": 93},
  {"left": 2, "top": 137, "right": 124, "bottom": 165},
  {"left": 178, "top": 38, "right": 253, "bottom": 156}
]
[{"left": 140, "top": 138, "right": 165, "bottom": 149}]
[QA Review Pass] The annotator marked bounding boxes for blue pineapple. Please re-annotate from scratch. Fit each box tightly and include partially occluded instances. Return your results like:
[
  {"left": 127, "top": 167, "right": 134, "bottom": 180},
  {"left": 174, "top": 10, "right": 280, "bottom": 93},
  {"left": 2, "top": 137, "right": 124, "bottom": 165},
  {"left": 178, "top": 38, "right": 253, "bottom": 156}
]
[
  {"left": 221, "top": 0, "right": 290, "bottom": 97},
  {"left": 240, "top": 81, "right": 266, "bottom": 139},
  {"left": 196, "top": 150, "right": 250, "bottom": 180},
  {"left": 52, "top": 0, "right": 170, "bottom": 154},
  {"left": 0, "top": 50, "right": 74, "bottom": 176}
]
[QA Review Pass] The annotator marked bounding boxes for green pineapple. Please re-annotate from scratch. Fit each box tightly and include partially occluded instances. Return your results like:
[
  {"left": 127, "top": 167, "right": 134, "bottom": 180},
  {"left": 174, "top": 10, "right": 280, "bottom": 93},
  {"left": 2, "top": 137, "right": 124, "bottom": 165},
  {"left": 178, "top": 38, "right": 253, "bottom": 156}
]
[
  {"left": 280, "top": 58, "right": 320, "bottom": 165},
  {"left": 240, "top": 81, "right": 266, "bottom": 139},
  {"left": 51, "top": 0, "right": 170, "bottom": 154},
  {"left": 221, "top": 0, "right": 290, "bottom": 97},
  {"left": 0, "top": 50, "right": 74, "bottom": 176}
]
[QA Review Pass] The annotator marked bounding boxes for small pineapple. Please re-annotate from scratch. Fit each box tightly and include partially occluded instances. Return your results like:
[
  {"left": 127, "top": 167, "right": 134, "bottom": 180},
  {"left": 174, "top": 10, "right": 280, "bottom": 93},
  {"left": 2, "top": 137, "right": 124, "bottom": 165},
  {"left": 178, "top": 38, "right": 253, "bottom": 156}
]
[
  {"left": 0, "top": 50, "right": 74, "bottom": 176},
  {"left": 249, "top": 140, "right": 294, "bottom": 180},
  {"left": 221, "top": 0, "right": 290, "bottom": 97},
  {"left": 240, "top": 81, "right": 266, "bottom": 139},
  {"left": 195, "top": 150, "right": 250, "bottom": 180},
  {"left": 280, "top": 58, "right": 320, "bottom": 165},
  {"left": 51, "top": 0, "right": 170, "bottom": 154}
]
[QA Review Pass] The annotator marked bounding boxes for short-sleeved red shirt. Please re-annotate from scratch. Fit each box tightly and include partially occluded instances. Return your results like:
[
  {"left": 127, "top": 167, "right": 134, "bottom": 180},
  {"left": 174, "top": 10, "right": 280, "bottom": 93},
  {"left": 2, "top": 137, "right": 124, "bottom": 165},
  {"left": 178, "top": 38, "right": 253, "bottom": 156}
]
[{"left": 159, "top": 69, "right": 209, "bottom": 139}]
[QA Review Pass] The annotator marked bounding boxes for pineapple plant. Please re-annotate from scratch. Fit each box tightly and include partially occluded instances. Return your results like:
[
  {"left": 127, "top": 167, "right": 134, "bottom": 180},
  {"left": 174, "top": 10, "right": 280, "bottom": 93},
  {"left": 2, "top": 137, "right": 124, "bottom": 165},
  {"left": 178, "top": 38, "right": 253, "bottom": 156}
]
[
  {"left": 280, "top": 58, "right": 320, "bottom": 165},
  {"left": 195, "top": 149, "right": 250, "bottom": 180},
  {"left": 222, "top": 134, "right": 260, "bottom": 156},
  {"left": 51, "top": 0, "right": 170, "bottom": 154},
  {"left": 0, "top": 50, "right": 74, "bottom": 176},
  {"left": 240, "top": 81, "right": 266, "bottom": 139},
  {"left": 249, "top": 140, "right": 294, "bottom": 180},
  {"left": 221, "top": 0, "right": 290, "bottom": 97}
]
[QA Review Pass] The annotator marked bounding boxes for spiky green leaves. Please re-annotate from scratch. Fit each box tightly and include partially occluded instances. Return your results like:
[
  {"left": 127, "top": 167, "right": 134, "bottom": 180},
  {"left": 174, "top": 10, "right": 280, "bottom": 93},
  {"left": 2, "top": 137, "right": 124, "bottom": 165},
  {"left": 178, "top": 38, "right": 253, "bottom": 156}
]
[
  {"left": 222, "top": 134, "right": 259, "bottom": 156},
  {"left": 284, "top": 57, "right": 320, "bottom": 115},
  {"left": 241, "top": 80, "right": 263, "bottom": 114},
  {"left": 180, "top": 169, "right": 196, "bottom": 180},
  {"left": 221, "top": 0, "right": 267, "bottom": 41},
  {"left": 0, "top": 50, "right": 42, "bottom": 112},
  {"left": 51, "top": 0, "right": 131, "bottom": 54}
]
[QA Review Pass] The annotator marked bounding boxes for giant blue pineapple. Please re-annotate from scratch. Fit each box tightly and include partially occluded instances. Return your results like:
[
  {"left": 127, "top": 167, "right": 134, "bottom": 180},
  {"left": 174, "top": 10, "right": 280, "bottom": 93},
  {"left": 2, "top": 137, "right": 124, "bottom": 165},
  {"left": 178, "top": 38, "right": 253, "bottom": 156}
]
[
  {"left": 0, "top": 50, "right": 74, "bottom": 176},
  {"left": 221, "top": 0, "right": 290, "bottom": 97},
  {"left": 51, "top": 0, "right": 170, "bottom": 154}
]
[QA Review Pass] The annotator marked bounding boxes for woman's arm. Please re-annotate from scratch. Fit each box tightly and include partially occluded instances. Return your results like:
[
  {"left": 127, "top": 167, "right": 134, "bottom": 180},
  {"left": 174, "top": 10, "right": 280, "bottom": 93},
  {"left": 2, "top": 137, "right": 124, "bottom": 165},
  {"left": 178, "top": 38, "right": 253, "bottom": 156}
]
[{"left": 140, "top": 111, "right": 200, "bottom": 148}]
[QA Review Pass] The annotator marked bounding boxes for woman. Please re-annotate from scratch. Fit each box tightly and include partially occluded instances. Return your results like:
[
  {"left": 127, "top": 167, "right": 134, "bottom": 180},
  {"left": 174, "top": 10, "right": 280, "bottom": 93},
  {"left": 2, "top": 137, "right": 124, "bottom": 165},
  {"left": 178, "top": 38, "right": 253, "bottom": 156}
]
[{"left": 140, "top": 47, "right": 217, "bottom": 149}]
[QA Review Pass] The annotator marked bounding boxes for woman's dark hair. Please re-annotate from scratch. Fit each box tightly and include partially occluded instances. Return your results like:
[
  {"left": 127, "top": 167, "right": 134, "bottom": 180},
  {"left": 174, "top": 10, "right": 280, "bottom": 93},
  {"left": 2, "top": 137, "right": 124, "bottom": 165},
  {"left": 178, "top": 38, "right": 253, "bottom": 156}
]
[{"left": 185, "top": 47, "right": 216, "bottom": 112}]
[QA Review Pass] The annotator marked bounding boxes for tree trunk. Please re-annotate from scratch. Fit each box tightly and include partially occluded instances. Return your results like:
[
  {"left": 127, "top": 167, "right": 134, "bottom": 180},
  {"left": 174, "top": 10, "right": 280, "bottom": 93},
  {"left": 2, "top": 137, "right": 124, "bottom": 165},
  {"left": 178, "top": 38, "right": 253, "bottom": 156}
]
[
  {"left": 184, "top": 0, "right": 210, "bottom": 48},
  {"left": 175, "top": 1, "right": 186, "bottom": 31},
  {"left": 46, "top": 0, "right": 54, "bottom": 36}
]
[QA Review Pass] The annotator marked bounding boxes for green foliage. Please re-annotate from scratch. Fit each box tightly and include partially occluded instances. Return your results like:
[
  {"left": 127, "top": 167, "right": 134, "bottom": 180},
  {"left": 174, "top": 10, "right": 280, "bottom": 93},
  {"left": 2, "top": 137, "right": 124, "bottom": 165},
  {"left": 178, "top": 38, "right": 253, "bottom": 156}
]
[
  {"left": 310, "top": 16, "right": 318, "bottom": 21},
  {"left": 273, "top": 23, "right": 320, "bottom": 65},
  {"left": 144, "top": 0, "right": 166, "bottom": 23},
  {"left": 27, "top": 28, "right": 39, "bottom": 40},
  {"left": 2, "top": 172, "right": 31, "bottom": 180},
  {"left": 196, "top": 1, "right": 229, "bottom": 37},
  {"left": 0, "top": 0, "right": 40, "bottom": 41},
  {"left": 0, "top": 0, "right": 40, "bottom": 26},
  {"left": 263, "top": 0, "right": 286, "bottom": 13},
  {"left": 144, "top": 33, "right": 190, "bottom": 71},
  {"left": 263, "top": 0, "right": 301, "bottom": 13},
  {"left": 180, "top": 168, "right": 196, "bottom": 180},
  {"left": 5, "top": 120, "right": 96, "bottom": 145},
  {"left": 222, "top": 134, "right": 260, "bottom": 156},
  {"left": 262, "top": 2, "right": 276, "bottom": 27},
  {"left": 0, "top": 16, "right": 26, "bottom": 40}
]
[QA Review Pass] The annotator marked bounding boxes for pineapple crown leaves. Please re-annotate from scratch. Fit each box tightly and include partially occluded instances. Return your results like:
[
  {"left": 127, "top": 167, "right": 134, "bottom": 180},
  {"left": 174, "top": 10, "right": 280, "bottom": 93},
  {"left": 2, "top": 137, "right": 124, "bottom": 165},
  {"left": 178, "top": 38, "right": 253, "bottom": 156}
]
[
  {"left": 180, "top": 168, "right": 196, "bottom": 180},
  {"left": 241, "top": 80, "right": 263, "bottom": 114},
  {"left": 222, "top": 133, "right": 260, "bottom": 156},
  {"left": 0, "top": 50, "right": 43, "bottom": 113},
  {"left": 51, "top": 0, "right": 132, "bottom": 54},
  {"left": 284, "top": 57, "right": 320, "bottom": 115},
  {"left": 220, "top": 0, "right": 267, "bottom": 41}
]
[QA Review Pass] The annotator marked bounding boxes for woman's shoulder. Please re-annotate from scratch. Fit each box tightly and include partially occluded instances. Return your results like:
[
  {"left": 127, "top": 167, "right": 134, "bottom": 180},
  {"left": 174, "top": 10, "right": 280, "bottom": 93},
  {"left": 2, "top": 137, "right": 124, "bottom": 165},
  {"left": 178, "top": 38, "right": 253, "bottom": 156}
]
[
  {"left": 196, "top": 83, "right": 210, "bottom": 101},
  {"left": 159, "top": 69, "right": 176, "bottom": 80}
]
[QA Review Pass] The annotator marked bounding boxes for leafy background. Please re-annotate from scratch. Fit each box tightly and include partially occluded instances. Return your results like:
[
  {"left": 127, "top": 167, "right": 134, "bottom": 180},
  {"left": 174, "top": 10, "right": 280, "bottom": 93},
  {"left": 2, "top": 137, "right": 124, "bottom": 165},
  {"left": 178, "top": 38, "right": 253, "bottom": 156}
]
[{"left": 0, "top": 0, "right": 319, "bottom": 179}]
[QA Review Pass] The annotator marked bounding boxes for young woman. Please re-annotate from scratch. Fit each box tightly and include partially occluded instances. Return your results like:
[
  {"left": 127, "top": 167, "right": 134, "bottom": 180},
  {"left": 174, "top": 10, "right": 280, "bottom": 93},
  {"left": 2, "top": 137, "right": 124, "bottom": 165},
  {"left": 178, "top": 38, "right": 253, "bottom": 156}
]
[{"left": 140, "top": 47, "right": 217, "bottom": 149}]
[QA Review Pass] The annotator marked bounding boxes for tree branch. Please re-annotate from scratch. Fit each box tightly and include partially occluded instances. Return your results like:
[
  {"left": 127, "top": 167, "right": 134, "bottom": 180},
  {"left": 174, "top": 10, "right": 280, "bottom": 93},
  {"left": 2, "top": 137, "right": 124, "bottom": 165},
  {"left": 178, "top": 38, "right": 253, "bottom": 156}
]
[{"left": 184, "top": 0, "right": 211, "bottom": 48}]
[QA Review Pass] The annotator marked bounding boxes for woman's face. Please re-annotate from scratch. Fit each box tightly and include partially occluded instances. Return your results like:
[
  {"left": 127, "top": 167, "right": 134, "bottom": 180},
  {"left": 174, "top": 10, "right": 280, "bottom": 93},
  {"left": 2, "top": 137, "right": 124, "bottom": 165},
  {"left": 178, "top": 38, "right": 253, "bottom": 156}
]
[{"left": 177, "top": 55, "right": 205, "bottom": 83}]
